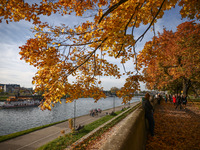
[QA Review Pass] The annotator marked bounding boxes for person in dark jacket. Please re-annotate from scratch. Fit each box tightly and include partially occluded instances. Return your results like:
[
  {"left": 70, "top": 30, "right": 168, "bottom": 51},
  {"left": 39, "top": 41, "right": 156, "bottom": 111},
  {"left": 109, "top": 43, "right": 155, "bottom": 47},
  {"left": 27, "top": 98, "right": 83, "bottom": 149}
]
[
  {"left": 157, "top": 93, "right": 162, "bottom": 105},
  {"left": 175, "top": 94, "right": 182, "bottom": 110},
  {"left": 143, "top": 93, "right": 155, "bottom": 136},
  {"left": 182, "top": 94, "right": 187, "bottom": 109}
]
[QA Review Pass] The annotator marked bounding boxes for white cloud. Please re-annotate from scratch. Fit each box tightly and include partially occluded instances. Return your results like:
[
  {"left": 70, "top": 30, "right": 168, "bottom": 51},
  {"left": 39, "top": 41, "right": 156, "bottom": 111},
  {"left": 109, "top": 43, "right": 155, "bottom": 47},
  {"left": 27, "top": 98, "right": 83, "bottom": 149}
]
[
  {"left": 0, "top": 43, "right": 37, "bottom": 88},
  {"left": 100, "top": 76, "right": 126, "bottom": 90}
]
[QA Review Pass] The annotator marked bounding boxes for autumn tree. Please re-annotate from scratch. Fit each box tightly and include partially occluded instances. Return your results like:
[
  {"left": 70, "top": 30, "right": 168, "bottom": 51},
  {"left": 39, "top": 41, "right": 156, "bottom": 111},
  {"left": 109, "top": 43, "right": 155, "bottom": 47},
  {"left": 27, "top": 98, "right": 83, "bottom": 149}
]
[
  {"left": 0, "top": 0, "right": 199, "bottom": 110},
  {"left": 138, "top": 21, "right": 200, "bottom": 96}
]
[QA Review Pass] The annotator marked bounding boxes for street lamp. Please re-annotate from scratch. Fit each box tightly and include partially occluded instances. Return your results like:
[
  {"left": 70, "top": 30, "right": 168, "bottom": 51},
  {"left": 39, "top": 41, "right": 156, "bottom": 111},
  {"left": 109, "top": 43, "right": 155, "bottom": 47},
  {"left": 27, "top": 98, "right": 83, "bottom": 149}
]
[
  {"left": 74, "top": 99, "right": 76, "bottom": 129},
  {"left": 113, "top": 95, "right": 115, "bottom": 112}
]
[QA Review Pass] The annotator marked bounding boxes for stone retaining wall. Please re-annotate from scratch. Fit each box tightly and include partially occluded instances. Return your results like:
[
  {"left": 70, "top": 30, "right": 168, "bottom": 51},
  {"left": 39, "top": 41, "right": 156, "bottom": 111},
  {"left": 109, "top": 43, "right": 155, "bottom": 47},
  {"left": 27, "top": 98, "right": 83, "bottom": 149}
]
[
  {"left": 101, "top": 105, "right": 147, "bottom": 150},
  {"left": 67, "top": 100, "right": 152, "bottom": 150}
]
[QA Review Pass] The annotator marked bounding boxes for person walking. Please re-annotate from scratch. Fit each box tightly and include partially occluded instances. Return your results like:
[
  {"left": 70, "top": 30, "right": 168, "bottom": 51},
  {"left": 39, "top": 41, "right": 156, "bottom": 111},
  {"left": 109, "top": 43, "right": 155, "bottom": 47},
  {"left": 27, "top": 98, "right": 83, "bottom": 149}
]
[
  {"left": 143, "top": 93, "right": 155, "bottom": 136},
  {"left": 175, "top": 94, "right": 182, "bottom": 110},
  {"left": 157, "top": 93, "right": 162, "bottom": 105},
  {"left": 182, "top": 95, "right": 187, "bottom": 109},
  {"left": 169, "top": 94, "right": 172, "bottom": 102},
  {"left": 164, "top": 94, "right": 168, "bottom": 103},
  {"left": 172, "top": 95, "right": 176, "bottom": 106}
]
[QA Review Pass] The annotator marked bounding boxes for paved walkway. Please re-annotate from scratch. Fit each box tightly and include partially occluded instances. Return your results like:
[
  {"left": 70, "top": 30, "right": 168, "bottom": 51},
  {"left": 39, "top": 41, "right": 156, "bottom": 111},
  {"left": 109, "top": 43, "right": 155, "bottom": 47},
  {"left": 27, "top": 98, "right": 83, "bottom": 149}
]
[
  {"left": 0, "top": 102, "right": 139, "bottom": 150},
  {"left": 146, "top": 101, "right": 200, "bottom": 149}
]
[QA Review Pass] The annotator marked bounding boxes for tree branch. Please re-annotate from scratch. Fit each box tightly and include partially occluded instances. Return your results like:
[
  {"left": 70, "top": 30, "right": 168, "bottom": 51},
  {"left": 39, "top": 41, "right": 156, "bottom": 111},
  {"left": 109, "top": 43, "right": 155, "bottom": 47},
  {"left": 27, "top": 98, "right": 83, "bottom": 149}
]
[
  {"left": 94, "top": 52, "right": 96, "bottom": 76},
  {"left": 132, "top": 16, "right": 137, "bottom": 37},
  {"left": 115, "top": 2, "right": 143, "bottom": 59},
  {"left": 132, "top": 46, "right": 140, "bottom": 74},
  {"left": 125, "top": 2, "right": 142, "bottom": 35},
  {"left": 135, "top": 0, "right": 166, "bottom": 44},
  {"left": 68, "top": 37, "right": 108, "bottom": 75},
  {"left": 98, "top": 0, "right": 128, "bottom": 24},
  {"left": 60, "top": 39, "right": 102, "bottom": 47},
  {"left": 122, "top": 61, "right": 127, "bottom": 73}
]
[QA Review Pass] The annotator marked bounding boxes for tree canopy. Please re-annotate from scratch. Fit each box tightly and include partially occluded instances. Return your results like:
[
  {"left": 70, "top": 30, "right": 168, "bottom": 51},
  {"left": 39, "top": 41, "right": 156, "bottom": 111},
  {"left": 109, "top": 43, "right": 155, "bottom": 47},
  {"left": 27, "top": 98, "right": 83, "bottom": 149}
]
[
  {"left": 0, "top": 0, "right": 199, "bottom": 110},
  {"left": 138, "top": 21, "right": 200, "bottom": 95}
]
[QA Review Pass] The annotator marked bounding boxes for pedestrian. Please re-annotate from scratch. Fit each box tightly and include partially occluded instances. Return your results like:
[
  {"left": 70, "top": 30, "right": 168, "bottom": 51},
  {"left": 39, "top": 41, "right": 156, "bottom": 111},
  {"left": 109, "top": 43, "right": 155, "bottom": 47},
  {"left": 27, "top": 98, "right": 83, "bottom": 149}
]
[
  {"left": 172, "top": 94, "right": 176, "bottom": 106},
  {"left": 182, "top": 94, "right": 187, "bottom": 109},
  {"left": 143, "top": 93, "right": 155, "bottom": 136},
  {"left": 169, "top": 94, "right": 172, "bottom": 102},
  {"left": 175, "top": 94, "right": 182, "bottom": 110},
  {"left": 164, "top": 94, "right": 168, "bottom": 103},
  {"left": 157, "top": 93, "right": 162, "bottom": 105}
]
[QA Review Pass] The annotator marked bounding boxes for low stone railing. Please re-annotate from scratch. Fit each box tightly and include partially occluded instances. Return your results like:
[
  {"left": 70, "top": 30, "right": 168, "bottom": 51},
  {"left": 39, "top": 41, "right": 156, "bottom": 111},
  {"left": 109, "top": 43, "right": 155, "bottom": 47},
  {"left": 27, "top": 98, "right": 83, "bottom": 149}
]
[
  {"left": 101, "top": 96, "right": 157, "bottom": 150},
  {"left": 101, "top": 105, "right": 147, "bottom": 150}
]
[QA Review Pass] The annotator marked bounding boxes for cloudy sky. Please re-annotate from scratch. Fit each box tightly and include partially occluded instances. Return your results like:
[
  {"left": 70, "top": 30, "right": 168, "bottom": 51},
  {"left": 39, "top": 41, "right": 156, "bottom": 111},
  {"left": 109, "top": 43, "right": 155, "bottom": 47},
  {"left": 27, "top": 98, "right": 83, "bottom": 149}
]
[{"left": 0, "top": 4, "right": 189, "bottom": 90}]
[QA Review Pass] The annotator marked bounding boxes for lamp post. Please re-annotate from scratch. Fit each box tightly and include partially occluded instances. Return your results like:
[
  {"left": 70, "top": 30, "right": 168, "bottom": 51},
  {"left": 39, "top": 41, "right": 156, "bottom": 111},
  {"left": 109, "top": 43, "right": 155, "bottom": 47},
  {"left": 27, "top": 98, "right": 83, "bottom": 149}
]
[
  {"left": 74, "top": 99, "right": 76, "bottom": 129},
  {"left": 113, "top": 95, "right": 115, "bottom": 112}
]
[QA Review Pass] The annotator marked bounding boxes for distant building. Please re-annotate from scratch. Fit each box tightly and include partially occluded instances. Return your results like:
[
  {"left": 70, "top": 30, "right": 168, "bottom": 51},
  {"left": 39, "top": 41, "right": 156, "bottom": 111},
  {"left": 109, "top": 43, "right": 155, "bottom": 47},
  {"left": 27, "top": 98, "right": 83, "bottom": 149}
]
[
  {"left": 0, "top": 84, "right": 4, "bottom": 92},
  {"left": 0, "top": 84, "right": 20, "bottom": 93},
  {"left": 0, "top": 84, "right": 34, "bottom": 95}
]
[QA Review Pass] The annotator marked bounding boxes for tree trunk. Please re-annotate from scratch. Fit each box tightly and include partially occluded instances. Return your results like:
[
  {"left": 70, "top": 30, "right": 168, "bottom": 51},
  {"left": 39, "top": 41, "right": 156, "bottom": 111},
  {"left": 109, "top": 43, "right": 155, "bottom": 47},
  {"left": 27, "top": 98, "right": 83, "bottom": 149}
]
[
  {"left": 182, "top": 78, "right": 191, "bottom": 96},
  {"left": 191, "top": 84, "right": 199, "bottom": 98}
]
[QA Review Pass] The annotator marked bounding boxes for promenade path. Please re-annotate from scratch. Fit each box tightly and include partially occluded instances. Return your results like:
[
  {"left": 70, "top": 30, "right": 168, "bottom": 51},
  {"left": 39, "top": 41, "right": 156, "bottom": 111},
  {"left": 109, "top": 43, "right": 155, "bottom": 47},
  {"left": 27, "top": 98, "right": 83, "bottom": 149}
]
[
  {"left": 83, "top": 100, "right": 200, "bottom": 150},
  {"left": 146, "top": 101, "right": 200, "bottom": 149},
  {"left": 0, "top": 101, "right": 139, "bottom": 150}
]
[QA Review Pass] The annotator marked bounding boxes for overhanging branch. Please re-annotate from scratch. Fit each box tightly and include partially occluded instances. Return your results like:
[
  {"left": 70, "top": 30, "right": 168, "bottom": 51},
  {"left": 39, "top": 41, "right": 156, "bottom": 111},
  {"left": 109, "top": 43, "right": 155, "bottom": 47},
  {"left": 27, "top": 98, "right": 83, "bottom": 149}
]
[
  {"left": 98, "top": 0, "right": 128, "bottom": 24},
  {"left": 135, "top": 0, "right": 166, "bottom": 43}
]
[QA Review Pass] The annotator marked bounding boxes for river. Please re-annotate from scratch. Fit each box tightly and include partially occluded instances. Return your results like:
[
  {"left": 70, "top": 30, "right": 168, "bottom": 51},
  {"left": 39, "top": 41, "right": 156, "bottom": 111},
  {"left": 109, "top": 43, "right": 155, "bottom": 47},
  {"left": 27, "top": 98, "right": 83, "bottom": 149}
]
[{"left": 0, "top": 96, "right": 141, "bottom": 136}]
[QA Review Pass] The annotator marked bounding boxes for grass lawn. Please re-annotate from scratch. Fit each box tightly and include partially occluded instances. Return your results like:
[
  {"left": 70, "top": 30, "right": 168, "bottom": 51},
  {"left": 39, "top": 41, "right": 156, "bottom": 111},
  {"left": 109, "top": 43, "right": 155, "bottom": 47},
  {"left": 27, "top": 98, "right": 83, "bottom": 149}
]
[
  {"left": 0, "top": 96, "right": 8, "bottom": 101},
  {"left": 38, "top": 103, "right": 141, "bottom": 150}
]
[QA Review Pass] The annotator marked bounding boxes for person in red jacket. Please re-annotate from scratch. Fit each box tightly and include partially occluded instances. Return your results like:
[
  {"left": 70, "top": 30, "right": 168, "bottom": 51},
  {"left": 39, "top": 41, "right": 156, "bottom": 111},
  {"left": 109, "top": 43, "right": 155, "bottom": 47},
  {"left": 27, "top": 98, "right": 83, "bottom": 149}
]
[{"left": 172, "top": 94, "right": 176, "bottom": 106}]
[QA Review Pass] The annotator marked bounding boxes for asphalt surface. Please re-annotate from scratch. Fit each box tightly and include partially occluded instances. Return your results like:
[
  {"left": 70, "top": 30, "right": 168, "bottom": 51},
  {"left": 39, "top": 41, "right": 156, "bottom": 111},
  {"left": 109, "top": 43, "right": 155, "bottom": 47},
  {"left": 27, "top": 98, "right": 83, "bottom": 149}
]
[{"left": 0, "top": 102, "right": 139, "bottom": 150}]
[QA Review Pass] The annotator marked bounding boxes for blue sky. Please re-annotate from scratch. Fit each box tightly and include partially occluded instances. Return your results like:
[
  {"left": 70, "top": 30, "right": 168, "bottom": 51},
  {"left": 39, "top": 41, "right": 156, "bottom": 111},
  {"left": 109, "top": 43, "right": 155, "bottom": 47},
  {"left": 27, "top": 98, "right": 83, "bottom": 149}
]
[{"left": 0, "top": 4, "right": 189, "bottom": 90}]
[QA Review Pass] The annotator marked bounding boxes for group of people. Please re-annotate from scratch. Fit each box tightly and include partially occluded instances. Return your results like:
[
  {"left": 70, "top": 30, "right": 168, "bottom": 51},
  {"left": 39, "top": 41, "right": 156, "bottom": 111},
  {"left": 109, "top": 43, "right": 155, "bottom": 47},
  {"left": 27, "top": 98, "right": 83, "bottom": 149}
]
[
  {"left": 155, "top": 93, "right": 188, "bottom": 110},
  {"left": 143, "top": 92, "right": 189, "bottom": 137},
  {"left": 162, "top": 93, "right": 188, "bottom": 109},
  {"left": 89, "top": 108, "right": 102, "bottom": 117},
  {"left": 172, "top": 94, "right": 187, "bottom": 110}
]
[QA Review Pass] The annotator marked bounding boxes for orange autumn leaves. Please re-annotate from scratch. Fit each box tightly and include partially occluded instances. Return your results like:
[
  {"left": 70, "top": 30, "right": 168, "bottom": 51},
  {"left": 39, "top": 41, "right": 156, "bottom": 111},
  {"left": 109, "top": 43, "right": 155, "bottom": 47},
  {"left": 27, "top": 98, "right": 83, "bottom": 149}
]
[
  {"left": 1, "top": 0, "right": 200, "bottom": 110},
  {"left": 137, "top": 21, "right": 200, "bottom": 92},
  {"left": 1, "top": 0, "right": 199, "bottom": 24}
]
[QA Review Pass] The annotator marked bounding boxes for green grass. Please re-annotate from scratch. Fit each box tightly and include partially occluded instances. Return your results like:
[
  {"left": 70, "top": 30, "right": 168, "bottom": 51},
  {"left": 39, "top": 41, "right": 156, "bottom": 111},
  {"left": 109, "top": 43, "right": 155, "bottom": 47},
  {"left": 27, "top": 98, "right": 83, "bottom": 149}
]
[
  {"left": 0, "top": 96, "right": 8, "bottom": 101},
  {"left": 74, "top": 103, "right": 141, "bottom": 149},
  {"left": 38, "top": 103, "right": 141, "bottom": 150},
  {"left": 38, "top": 113, "right": 120, "bottom": 150},
  {"left": 0, "top": 119, "right": 68, "bottom": 142}
]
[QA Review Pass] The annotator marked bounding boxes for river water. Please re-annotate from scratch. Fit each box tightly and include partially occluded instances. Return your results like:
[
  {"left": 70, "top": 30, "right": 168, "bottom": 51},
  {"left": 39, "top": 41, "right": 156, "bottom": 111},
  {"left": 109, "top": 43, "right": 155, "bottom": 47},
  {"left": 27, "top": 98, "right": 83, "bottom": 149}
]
[{"left": 0, "top": 97, "right": 140, "bottom": 136}]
